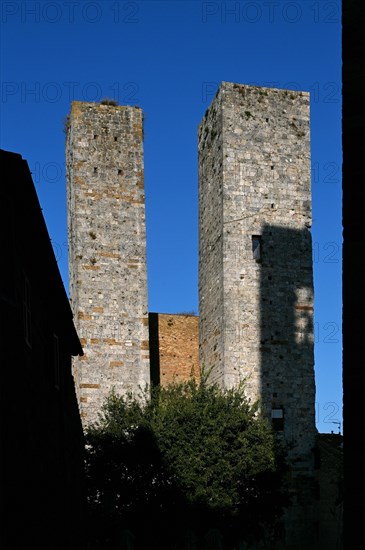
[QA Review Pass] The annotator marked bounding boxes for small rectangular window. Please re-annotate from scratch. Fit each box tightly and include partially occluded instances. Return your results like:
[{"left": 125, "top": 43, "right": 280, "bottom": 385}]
[
  {"left": 252, "top": 235, "right": 262, "bottom": 261},
  {"left": 271, "top": 408, "right": 284, "bottom": 431}
]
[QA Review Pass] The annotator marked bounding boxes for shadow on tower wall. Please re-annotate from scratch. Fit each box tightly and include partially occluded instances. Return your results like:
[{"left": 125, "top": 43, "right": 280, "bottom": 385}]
[
  {"left": 148, "top": 312, "right": 161, "bottom": 386},
  {"left": 259, "top": 224, "right": 315, "bottom": 446},
  {"left": 259, "top": 223, "right": 317, "bottom": 548}
]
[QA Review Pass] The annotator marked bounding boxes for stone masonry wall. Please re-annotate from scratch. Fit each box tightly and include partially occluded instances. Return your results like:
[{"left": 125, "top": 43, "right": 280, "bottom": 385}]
[
  {"left": 66, "top": 101, "right": 150, "bottom": 425},
  {"left": 199, "top": 82, "right": 317, "bottom": 548},
  {"left": 198, "top": 91, "right": 225, "bottom": 384}
]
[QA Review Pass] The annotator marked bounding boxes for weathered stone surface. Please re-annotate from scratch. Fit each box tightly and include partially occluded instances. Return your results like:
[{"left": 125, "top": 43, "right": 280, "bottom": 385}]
[
  {"left": 66, "top": 101, "right": 150, "bottom": 425},
  {"left": 198, "top": 82, "right": 316, "bottom": 547}
]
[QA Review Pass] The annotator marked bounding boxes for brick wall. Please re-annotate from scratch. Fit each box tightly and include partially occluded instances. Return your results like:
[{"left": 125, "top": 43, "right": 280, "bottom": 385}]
[{"left": 149, "top": 313, "right": 199, "bottom": 386}]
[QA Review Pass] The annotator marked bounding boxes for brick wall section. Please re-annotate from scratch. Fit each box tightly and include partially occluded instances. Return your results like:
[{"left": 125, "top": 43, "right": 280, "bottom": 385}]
[
  {"left": 66, "top": 101, "right": 150, "bottom": 425},
  {"left": 149, "top": 313, "right": 200, "bottom": 386}
]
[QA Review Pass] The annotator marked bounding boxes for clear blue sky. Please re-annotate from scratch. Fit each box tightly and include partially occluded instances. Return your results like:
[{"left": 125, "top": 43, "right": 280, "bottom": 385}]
[{"left": 0, "top": 0, "right": 342, "bottom": 433}]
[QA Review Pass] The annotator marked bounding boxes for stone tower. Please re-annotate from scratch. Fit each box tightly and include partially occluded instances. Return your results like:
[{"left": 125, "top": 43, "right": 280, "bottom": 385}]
[
  {"left": 198, "top": 82, "right": 316, "bottom": 546},
  {"left": 66, "top": 101, "right": 150, "bottom": 425}
]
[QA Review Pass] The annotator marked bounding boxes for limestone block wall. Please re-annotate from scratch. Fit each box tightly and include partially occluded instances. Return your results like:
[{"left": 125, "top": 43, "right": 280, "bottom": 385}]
[
  {"left": 199, "top": 82, "right": 317, "bottom": 547},
  {"left": 66, "top": 101, "right": 150, "bottom": 425},
  {"left": 199, "top": 82, "right": 316, "bottom": 469},
  {"left": 198, "top": 91, "right": 225, "bottom": 383}
]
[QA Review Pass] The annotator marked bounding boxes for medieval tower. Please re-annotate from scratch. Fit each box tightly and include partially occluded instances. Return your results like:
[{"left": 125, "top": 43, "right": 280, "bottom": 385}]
[
  {"left": 66, "top": 101, "right": 150, "bottom": 425},
  {"left": 198, "top": 82, "right": 316, "bottom": 546}
]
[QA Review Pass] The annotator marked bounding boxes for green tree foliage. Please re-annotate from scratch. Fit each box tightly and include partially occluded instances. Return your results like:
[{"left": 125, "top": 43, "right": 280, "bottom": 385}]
[{"left": 85, "top": 375, "right": 289, "bottom": 549}]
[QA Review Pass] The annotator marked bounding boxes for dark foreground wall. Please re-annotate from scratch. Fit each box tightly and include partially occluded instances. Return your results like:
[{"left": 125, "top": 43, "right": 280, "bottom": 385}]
[
  {"left": 343, "top": 2, "right": 365, "bottom": 549},
  {"left": 0, "top": 150, "right": 85, "bottom": 550}
]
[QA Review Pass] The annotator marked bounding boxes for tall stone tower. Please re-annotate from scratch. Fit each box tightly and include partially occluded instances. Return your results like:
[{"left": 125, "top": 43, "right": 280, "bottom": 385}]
[
  {"left": 66, "top": 101, "right": 150, "bottom": 425},
  {"left": 199, "top": 82, "right": 316, "bottom": 546}
]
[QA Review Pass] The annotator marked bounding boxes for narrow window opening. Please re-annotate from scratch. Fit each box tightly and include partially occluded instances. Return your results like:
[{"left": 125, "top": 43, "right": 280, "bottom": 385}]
[
  {"left": 252, "top": 235, "right": 262, "bottom": 261},
  {"left": 114, "top": 136, "right": 118, "bottom": 142},
  {"left": 266, "top": 118, "right": 269, "bottom": 122},
  {"left": 271, "top": 203, "right": 274, "bottom": 208},
  {"left": 93, "top": 167, "right": 98, "bottom": 174},
  {"left": 118, "top": 169, "right": 122, "bottom": 175},
  {"left": 271, "top": 165, "right": 274, "bottom": 170},
  {"left": 271, "top": 408, "right": 284, "bottom": 431},
  {"left": 93, "top": 135, "right": 98, "bottom": 140}
]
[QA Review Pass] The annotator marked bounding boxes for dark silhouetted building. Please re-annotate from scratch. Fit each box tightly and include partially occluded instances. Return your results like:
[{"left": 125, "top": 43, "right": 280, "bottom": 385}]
[{"left": 0, "top": 149, "right": 85, "bottom": 550}]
